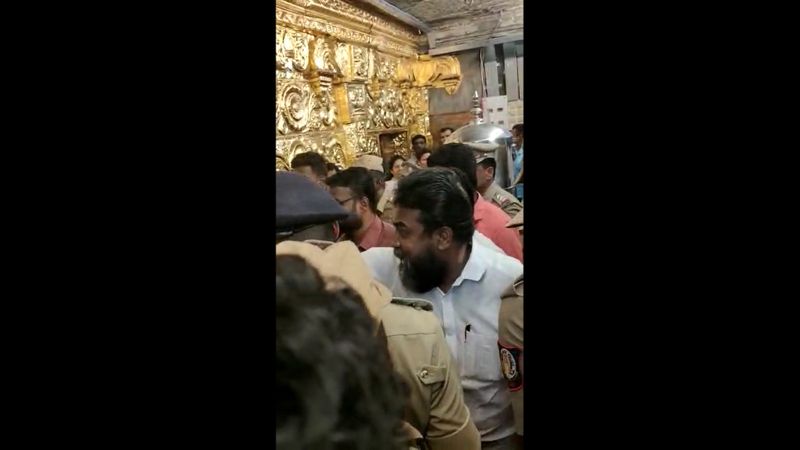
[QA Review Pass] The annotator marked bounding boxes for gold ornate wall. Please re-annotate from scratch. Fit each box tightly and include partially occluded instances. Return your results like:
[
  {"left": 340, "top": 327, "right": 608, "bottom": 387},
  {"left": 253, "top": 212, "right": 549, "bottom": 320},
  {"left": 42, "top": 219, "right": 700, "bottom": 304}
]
[{"left": 275, "top": 0, "right": 461, "bottom": 171}]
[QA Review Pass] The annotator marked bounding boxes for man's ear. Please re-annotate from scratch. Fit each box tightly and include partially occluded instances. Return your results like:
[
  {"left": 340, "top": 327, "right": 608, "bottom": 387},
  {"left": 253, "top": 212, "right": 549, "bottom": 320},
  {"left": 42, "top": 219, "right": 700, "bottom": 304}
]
[
  {"left": 358, "top": 196, "right": 370, "bottom": 213},
  {"left": 488, "top": 166, "right": 495, "bottom": 179},
  {"left": 433, "top": 227, "right": 454, "bottom": 251}
]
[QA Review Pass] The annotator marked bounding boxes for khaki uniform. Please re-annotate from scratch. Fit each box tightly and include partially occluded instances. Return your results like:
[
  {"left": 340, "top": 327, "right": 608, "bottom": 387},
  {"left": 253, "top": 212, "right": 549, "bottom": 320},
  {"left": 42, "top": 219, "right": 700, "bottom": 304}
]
[
  {"left": 276, "top": 241, "right": 480, "bottom": 450},
  {"left": 483, "top": 183, "right": 522, "bottom": 219},
  {"left": 498, "top": 276, "right": 524, "bottom": 436},
  {"left": 381, "top": 198, "right": 397, "bottom": 223}
]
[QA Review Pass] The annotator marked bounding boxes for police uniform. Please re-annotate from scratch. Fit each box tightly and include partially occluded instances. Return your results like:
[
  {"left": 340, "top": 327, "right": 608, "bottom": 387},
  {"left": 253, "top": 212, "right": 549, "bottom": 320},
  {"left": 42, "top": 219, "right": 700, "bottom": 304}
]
[
  {"left": 470, "top": 146, "right": 523, "bottom": 219},
  {"left": 498, "top": 209, "right": 524, "bottom": 438},
  {"left": 276, "top": 242, "right": 480, "bottom": 450},
  {"left": 381, "top": 198, "right": 398, "bottom": 223},
  {"left": 498, "top": 276, "right": 524, "bottom": 437},
  {"left": 484, "top": 182, "right": 522, "bottom": 219},
  {"left": 275, "top": 171, "right": 350, "bottom": 237},
  {"left": 276, "top": 241, "right": 480, "bottom": 450},
  {"left": 506, "top": 209, "right": 523, "bottom": 230}
]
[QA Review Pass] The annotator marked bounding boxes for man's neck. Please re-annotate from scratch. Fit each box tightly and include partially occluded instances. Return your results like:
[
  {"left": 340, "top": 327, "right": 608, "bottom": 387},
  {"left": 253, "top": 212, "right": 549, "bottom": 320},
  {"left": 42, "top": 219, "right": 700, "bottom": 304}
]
[
  {"left": 439, "top": 243, "right": 471, "bottom": 293},
  {"left": 352, "top": 211, "right": 376, "bottom": 242},
  {"left": 478, "top": 183, "right": 491, "bottom": 195}
]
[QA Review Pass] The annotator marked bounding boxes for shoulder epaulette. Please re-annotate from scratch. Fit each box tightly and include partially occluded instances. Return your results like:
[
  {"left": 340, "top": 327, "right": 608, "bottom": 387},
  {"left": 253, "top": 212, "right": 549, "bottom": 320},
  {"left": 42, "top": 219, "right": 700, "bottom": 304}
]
[
  {"left": 513, "top": 278, "right": 524, "bottom": 296},
  {"left": 391, "top": 297, "right": 434, "bottom": 311},
  {"left": 493, "top": 192, "right": 509, "bottom": 205}
]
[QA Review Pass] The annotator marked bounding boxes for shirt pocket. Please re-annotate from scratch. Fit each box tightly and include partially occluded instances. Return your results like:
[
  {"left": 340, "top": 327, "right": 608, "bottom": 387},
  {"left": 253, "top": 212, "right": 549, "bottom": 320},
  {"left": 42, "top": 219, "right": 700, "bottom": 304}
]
[{"left": 461, "top": 332, "right": 503, "bottom": 382}]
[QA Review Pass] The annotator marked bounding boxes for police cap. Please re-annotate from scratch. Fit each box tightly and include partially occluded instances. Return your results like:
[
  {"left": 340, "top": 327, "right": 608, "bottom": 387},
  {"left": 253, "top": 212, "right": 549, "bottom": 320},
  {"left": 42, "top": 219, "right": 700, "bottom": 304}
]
[{"left": 276, "top": 171, "right": 349, "bottom": 233}]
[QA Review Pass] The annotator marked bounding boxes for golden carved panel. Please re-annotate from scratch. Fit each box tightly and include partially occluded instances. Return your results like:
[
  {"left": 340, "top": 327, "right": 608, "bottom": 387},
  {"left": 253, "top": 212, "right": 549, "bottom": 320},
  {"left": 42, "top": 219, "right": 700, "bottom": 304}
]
[
  {"left": 277, "top": 133, "right": 351, "bottom": 169},
  {"left": 398, "top": 55, "right": 462, "bottom": 94},
  {"left": 343, "top": 121, "right": 380, "bottom": 157},
  {"left": 275, "top": 0, "right": 461, "bottom": 171},
  {"left": 276, "top": 79, "right": 337, "bottom": 135},
  {"left": 352, "top": 46, "right": 369, "bottom": 80}
]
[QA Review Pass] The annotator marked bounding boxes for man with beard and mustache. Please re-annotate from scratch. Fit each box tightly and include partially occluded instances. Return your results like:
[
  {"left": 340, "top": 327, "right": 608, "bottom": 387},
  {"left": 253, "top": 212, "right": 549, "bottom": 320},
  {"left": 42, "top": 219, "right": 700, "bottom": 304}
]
[
  {"left": 276, "top": 171, "right": 481, "bottom": 450},
  {"left": 361, "top": 168, "right": 524, "bottom": 450},
  {"left": 327, "top": 167, "right": 397, "bottom": 251}
]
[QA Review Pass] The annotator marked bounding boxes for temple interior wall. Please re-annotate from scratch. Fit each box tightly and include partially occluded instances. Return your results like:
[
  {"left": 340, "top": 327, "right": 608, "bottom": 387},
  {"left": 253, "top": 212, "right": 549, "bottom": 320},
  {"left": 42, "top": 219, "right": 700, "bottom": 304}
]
[{"left": 275, "top": 0, "right": 463, "bottom": 170}]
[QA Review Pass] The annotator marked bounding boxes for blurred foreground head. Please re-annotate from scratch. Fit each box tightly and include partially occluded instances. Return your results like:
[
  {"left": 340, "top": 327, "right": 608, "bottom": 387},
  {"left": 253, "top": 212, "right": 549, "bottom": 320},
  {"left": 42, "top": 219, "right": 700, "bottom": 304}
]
[
  {"left": 275, "top": 171, "right": 350, "bottom": 243},
  {"left": 276, "top": 255, "right": 406, "bottom": 450},
  {"left": 291, "top": 151, "right": 329, "bottom": 186}
]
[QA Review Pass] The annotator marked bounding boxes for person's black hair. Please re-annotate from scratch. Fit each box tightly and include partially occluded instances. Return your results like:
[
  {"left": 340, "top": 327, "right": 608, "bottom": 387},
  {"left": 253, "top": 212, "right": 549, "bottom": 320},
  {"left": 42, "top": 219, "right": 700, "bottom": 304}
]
[
  {"left": 276, "top": 255, "right": 406, "bottom": 450},
  {"left": 426, "top": 143, "right": 479, "bottom": 194},
  {"left": 326, "top": 162, "right": 340, "bottom": 173},
  {"left": 291, "top": 152, "right": 328, "bottom": 179},
  {"left": 367, "top": 170, "right": 385, "bottom": 190},
  {"left": 386, "top": 154, "right": 406, "bottom": 181},
  {"left": 440, "top": 127, "right": 454, "bottom": 134},
  {"left": 326, "top": 167, "right": 378, "bottom": 213},
  {"left": 512, "top": 123, "right": 524, "bottom": 137},
  {"left": 477, "top": 157, "right": 497, "bottom": 180},
  {"left": 411, "top": 135, "right": 428, "bottom": 160},
  {"left": 448, "top": 166, "right": 477, "bottom": 207},
  {"left": 394, "top": 167, "right": 474, "bottom": 244}
]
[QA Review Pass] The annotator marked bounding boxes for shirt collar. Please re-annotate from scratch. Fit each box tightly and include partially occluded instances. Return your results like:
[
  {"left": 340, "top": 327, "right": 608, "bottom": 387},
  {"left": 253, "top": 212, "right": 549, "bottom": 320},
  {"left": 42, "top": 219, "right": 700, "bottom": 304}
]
[
  {"left": 355, "top": 215, "right": 383, "bottom": 251},
  {"left": 452, "top": 236, "right": 487, "bottom": 287}
]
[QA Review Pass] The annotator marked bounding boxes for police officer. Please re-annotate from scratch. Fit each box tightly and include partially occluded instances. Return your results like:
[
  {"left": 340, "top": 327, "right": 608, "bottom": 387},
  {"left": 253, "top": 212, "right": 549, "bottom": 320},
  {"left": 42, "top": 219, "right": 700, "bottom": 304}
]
[
  {"left": 472, "top": 146, "right": 523, "bottom": 219},
  {"left": 498, "top": 208, "right": 524, "bottom": 445},
  {"left": 275, "top": 172, "right": 481, "bottom": 450}
]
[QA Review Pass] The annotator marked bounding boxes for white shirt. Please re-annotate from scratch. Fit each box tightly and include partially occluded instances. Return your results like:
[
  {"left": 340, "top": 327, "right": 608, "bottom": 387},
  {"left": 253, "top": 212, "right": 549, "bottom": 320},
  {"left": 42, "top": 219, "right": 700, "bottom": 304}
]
[
  {"left": 474, "top": 229, "right": 505, "bottom": 256},
  {"left": 361, "top": 236, "right": 523, "bottom": 441}
]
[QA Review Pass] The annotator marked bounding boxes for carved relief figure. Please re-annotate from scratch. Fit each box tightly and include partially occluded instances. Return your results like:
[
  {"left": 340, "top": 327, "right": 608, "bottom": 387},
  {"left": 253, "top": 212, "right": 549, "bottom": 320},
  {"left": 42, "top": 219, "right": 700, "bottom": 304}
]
[{"left": 277, "top": 82, "right": 312, "bottom": 134}]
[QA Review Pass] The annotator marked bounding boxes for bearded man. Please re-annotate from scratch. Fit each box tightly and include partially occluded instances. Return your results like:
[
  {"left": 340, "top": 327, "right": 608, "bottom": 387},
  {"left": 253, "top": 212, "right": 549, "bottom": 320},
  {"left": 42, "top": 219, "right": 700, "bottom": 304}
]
[
  {"left": 327, "top": 167, "right": 397, "bottom": 251},
  {"left": 361, "top": 168, "right": 523, "bottom": 450}
]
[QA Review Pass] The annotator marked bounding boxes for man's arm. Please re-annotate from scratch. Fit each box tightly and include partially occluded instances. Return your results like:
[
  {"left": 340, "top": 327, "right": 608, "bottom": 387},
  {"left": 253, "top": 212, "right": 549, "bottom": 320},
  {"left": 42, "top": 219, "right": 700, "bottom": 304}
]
[{"left": 424, "top": 326, "right": 481, "bottom": 450}]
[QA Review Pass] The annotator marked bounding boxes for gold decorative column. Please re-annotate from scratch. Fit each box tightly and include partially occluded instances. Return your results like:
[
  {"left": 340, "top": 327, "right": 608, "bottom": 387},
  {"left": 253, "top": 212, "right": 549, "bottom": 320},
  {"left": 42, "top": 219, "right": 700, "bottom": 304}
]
[{"left": 275, "top": 0, "right": 462, "bottom": 170}]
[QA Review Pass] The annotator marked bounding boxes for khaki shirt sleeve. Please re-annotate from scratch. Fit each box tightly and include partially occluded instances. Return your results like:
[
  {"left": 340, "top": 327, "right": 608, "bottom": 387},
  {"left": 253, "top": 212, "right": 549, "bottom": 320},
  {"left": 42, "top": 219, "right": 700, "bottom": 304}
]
[
  {"left": 498, "top": 277, "right": 524, "bottom": 435},
  {"left": 381, "top": 199, "right": 397, "bottom": 223},
  {"left": 380, "top": 303, "right": 480, "bottom": 450},
  {"left": 424, "top": 326, "right": 480, "bottom": 450},
  {"left": 501, "top": 198, "right": 523, "bottom": 220}
]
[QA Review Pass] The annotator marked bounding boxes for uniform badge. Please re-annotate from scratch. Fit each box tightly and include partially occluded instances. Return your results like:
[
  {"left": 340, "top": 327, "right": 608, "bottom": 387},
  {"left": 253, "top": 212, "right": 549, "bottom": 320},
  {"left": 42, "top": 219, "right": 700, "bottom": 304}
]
[
  {"left": 498, "top": 343, "right": 523, "bottom": 391},
  {"left": 495, "top": 194, "right": 509, "bottom": 206}
]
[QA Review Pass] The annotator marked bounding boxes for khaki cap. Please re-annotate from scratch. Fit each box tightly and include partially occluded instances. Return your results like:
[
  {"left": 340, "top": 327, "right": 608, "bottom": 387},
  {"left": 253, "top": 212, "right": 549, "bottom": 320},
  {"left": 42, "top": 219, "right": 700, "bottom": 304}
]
[
  {"left": 352, "top": 154, "right": 385, "bottom": 173},
  {"left": 447, "top": 141, "right": 498, "bottom": 164},
  {"left": 275, "top": 240, "right": 392, "bottom": 320},
  {"left": 506, "top": 209, "right": 523, "bottom": 228}
]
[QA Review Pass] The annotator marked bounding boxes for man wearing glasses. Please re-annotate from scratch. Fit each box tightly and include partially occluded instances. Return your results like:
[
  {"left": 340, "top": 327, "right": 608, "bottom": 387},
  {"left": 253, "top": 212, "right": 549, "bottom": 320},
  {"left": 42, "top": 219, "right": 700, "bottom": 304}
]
[{"left": 327, "top": 167, "right": 397, "bottom": 251}]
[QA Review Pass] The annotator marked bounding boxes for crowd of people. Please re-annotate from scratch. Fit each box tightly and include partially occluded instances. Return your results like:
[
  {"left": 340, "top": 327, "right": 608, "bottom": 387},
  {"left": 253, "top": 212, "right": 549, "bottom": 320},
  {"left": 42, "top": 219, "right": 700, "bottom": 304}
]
[{"left": 276, "top": 125, "right": 525, "bottom": 450}]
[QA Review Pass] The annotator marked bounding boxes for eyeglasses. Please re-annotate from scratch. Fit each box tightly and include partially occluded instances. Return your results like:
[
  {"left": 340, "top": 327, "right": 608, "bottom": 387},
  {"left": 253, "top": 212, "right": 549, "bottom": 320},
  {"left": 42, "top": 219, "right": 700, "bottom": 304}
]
[{"left": 335, "top": 197, "right": 356, "bottom": 206}]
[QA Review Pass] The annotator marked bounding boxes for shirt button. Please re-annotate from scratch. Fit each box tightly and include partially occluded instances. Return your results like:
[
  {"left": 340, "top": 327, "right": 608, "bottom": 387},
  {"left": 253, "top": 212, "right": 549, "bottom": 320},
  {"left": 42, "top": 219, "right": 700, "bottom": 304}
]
[{"left": 420, "top": 369, "right": 429, "bottom": 379}]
